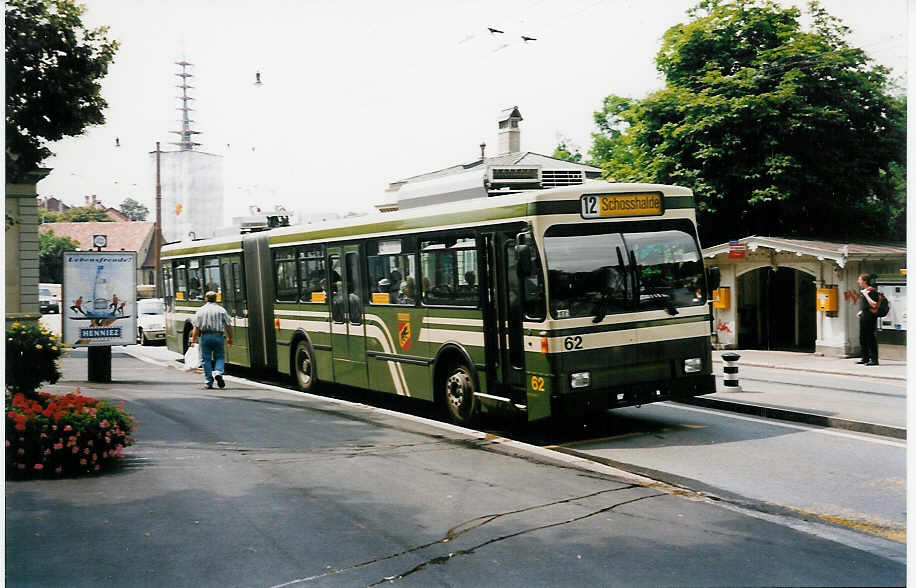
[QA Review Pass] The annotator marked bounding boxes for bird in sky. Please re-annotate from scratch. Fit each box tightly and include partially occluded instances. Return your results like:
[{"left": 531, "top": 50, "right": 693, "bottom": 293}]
[
  {"left": 488, "top": 27, "right": 504, "bottom": 34},
  {"left": 521, "top": 35, "right": 537, "bottom": 42}
]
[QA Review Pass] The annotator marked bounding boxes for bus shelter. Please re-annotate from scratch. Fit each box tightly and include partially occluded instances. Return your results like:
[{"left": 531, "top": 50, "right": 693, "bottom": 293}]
[{"left": 702, "top": 237, "right": 906, "bottom": 360}]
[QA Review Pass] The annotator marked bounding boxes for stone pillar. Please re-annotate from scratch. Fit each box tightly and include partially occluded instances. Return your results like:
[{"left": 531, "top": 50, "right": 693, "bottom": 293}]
[{"left": 6, "top": 168, "right": 51, "bottom": 324}]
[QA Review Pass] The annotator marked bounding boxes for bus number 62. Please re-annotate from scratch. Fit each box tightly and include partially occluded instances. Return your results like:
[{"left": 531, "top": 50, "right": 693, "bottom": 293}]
[{"left": 564, "top": 336, "right": 583, "bottom": 350}]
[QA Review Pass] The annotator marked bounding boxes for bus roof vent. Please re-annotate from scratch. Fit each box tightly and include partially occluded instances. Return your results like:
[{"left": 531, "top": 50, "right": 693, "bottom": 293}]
[{"left": 541, "top": 169, "right": 585, "bottom": 188}]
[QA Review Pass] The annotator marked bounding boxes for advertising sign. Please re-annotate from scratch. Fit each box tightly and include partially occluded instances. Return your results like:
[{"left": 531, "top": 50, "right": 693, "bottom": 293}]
[{"left": 62, "top": 251, "right": 137, "bottom": 347}]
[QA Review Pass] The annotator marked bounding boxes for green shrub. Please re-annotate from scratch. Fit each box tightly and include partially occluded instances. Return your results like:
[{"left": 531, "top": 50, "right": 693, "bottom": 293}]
[
  {"left": 6, "top": 388, "right": 136, "bottom": 478},
  {"left": 6, "top": 321, "right": 64, "bottom": 399}
]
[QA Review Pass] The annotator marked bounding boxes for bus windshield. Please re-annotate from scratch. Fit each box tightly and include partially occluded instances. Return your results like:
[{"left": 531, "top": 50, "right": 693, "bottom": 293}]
[{"left": 544, "top": 220, "right": 706, "bottom": 320}]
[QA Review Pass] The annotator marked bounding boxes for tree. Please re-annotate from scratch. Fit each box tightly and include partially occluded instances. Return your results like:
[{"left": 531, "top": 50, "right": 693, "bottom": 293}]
[
  {"left": 5, "top": 0, "right": 119, "bottom": 183},
  {"left": 55, "top": 206, "right": 114, "bottom": 222},
  {"left": 589, "top": 0, "right": 906, "bottom": 245},
  {"left": 119, "top": 198, "right": 149, "bottom": 221},
  {"left": 39, "top": 229, "right": 79, "bottom": 283},
  {"left": 551, "top": 139, "right": 584, "bottom": 163}
]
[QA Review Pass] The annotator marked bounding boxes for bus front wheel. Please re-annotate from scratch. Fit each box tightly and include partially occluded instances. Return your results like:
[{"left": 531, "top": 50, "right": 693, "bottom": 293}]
[
  {"left": 293, "top": 339, "right": 316, "bottom": 393},
  {"left": 443, "top": 362, "right": 477, "bottom": 426}
]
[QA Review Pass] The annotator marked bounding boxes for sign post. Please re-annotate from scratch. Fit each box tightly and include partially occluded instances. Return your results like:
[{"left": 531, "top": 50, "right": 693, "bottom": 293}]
[{"left": 62, "top": 251, "right": 137, "bottom": 383}]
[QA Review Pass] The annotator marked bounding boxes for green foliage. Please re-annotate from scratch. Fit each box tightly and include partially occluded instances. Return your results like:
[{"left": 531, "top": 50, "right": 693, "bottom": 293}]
[
  {"left": 589, "top": 0, "right": 906, "bottom": 245},
  {"left": 56, "top": 206, "right": 114, "bottom": 222},
  {"left": 5, "top": 0, "right": 119, "bottom": 183},
  {"left": 552, "top": 141, "right": 583, "bottom": 164},
  {"left": 5, "top": 321, "right": 65, "bottom": 398},
  {"left": 39, "top": 229, "right": 79, "bottom": 283},
  {"left": 6, "top": 388, "right": 135, "bottom": 478},
  {"left": 119, "top": 197, "right": 149, "bottom": 221}
]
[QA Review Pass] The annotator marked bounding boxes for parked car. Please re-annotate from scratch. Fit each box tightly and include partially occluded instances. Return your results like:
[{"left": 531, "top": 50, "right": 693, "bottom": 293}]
[
  {"left": 39, "top": 288, "right": 59, "bottom": 314},
  {"left": 136, "top": 298, "right": 166, "bottom": 345}
]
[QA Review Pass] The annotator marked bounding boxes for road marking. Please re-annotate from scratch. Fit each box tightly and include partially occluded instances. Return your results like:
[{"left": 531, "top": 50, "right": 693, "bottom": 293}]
[{"left": 661, "top": 402, "right": 906, "bottom": 448}]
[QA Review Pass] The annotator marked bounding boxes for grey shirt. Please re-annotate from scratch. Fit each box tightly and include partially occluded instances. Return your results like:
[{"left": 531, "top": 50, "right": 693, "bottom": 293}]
[{"left": 192, "top": 302, "right": 232, "bottom": 333}]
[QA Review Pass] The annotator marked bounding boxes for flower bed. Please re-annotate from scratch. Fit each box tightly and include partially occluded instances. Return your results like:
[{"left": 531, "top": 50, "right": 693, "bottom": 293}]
[
  {"left": 6, "top": 321, "right": 64, "bottom": 399},
  {"left": 6, "top": 388, "right": 136, "bottom": 478}
]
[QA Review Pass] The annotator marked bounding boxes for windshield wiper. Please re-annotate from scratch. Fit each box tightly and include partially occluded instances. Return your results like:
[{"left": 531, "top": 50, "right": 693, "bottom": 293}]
[
  {"left": 592, "top": 247, "right": 629, "bottom": 323},
  {"left": 642, "top": 291, "right": 679, "bottom": 316}
]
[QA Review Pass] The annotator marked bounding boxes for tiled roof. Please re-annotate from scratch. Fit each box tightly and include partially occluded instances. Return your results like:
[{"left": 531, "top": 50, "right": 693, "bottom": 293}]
[{"left": 39, "top": 222, "right": 155, "bottom": 253}]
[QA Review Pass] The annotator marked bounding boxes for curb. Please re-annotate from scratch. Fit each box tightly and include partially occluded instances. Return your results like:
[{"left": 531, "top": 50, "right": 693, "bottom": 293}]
[
  {"left": 676, "top": 396, "right": 906, "bottom": 440},
  {"left": 710, "top": 359, "right": 906, "bottom": 382}
]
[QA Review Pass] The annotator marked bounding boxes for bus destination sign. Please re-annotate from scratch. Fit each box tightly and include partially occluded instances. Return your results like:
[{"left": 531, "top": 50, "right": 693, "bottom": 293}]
[{"left": 580, "top": 192, "right": 663, "bottom": 219}]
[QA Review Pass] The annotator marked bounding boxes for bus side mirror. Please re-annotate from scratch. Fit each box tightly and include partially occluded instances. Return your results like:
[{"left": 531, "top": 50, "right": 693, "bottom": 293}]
[{"left": 708, "top": 266, "right": 721, "bottom": 291}]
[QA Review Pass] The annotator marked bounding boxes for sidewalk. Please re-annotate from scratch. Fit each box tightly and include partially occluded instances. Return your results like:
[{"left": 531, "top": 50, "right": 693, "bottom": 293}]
[
  {"left": 711, "top": 349, "right": 907, "bottom": 381},
  {"left": 690, "top": 350, "right": 908, "bottom": 438}
]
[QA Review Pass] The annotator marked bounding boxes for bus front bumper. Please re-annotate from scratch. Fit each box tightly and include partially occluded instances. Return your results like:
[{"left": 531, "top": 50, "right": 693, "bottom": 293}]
[{"left": 551, "top": 374, "right": 715, "bottom": 420}]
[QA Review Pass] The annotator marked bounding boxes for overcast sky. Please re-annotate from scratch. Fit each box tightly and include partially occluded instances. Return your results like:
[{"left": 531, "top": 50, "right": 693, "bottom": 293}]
[{"left": 37, "top": 0, "right": 908, "bottom": 224}]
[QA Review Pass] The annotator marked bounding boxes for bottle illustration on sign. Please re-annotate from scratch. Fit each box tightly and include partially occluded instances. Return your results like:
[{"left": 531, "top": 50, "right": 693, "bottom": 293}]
[{"left": 69, "top": 264, "right": 131, "bottom": 325}]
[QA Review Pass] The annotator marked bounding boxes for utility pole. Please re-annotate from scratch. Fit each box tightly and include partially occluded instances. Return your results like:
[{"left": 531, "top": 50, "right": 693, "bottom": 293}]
[{"left": 154, "top": 141, "right": 162, "bottom": 296}]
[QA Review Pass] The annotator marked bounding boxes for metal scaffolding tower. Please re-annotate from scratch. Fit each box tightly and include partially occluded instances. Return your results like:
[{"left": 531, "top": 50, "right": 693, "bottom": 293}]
[{"left": 170, "top": 60, "right": 202, "bottom": 151}]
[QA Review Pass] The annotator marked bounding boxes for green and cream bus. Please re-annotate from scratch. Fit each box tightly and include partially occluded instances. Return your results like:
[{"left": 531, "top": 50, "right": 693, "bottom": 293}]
[{"left": 162, "top": 182, "right": 719, "bottom": 425}]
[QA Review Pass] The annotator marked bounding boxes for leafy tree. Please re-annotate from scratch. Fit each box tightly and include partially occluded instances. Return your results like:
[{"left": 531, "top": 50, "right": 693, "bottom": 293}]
[
  {"left": 39, "top": 229, "right": 79, "bottom": 283},
  {"left": 551, "top": 140, "right": 584, "bottom": 163},
  {"left": 55, "top": 206, "right": 114, "bottom": 222},
  {"left": 589, "top": 0, "right": 906, "bottom": 245},
  {"left": 119, "top": 197, "right": 149, "bottom": 221},
  {"left": 5, "top": 0, "right": 119, "bottom": 183}
]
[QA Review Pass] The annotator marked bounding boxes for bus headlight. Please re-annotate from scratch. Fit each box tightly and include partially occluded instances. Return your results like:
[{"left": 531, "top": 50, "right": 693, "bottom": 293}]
[
  {"left": 570, "top": 372, "right": 591, "bottom": 388},
  {"left": 684, "top": 357, "right": 703, "bottom": 373}
]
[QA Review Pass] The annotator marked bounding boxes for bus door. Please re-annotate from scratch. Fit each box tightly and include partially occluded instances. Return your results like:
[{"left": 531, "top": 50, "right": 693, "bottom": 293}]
[
  {"left": 220, "top": 254, "right": 250, "bottom": 367},
  {"left": 327, "top": 244, "right": 368, "bottom": 388},
  {"left": 481, "top": 231, "right": 527, "bottom": 404}
]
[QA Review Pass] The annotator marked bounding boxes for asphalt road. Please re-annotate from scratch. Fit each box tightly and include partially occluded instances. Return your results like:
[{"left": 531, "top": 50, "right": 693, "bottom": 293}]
[{"left": 6, "top": 353, "right": 906, "bottom": 587}]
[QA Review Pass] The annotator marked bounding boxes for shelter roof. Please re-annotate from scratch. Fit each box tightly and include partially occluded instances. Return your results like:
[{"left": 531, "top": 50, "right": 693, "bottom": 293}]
[
  {"left": 703, "top": 236, "right": 906, "bottom": 268},
  {"left": 391, "top": 151, "right": 601, "bottom": 185}
]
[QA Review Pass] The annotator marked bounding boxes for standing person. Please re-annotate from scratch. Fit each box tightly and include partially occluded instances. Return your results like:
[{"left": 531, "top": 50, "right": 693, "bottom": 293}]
[
  {"left": 856, "top": 273, "right": 879, "bottom": 366},
  {"left": 188, "top": 291, "right": 233, "bottom": 389}
]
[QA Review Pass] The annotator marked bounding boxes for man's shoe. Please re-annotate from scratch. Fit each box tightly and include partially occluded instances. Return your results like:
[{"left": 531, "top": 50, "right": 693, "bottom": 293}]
[
  {"left": 866, "top": 360, "right": 879, "bottom": 366},
  {"left": 856, "top": 359, "right": 868, "bottom": 364},
  {"left": 204, "top": 383, "right": 214, "bottom": 389},
  {"left": 215, "top": 374, "right": 225, "bottom": 389}
]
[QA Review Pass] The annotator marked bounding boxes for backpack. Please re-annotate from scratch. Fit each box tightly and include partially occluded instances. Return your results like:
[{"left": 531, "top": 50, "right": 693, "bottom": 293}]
[{"left": 870, "top": 292, "right": 890, "bottom": 318}]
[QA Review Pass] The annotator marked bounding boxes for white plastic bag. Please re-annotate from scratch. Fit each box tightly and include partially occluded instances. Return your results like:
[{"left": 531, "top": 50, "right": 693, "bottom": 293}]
[{"left": 184, "top": 343, "right": 201, "bottom": 370}]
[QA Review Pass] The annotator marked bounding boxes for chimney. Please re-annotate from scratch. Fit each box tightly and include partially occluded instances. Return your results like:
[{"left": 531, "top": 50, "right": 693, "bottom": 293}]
[
  {"left": 479, "top": 142, "right": 486, "bottom": 160},
  {"left": 497, "top": 106, "right": 522, "bottom": 155}
]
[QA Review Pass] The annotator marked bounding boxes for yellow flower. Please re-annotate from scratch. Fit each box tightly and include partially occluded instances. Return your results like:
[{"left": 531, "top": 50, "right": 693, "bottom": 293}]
[
  {"left": 11, "top": 322, "right": 19, "bottom": 328},
  {"left": 51, "top": 346, "right": 58, "bottom": 351},
  {"left": 35, "top": 344, "right": 42, "bottom": 350}
]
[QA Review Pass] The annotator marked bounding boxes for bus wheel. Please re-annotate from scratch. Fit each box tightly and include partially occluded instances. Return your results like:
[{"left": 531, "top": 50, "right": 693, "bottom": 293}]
[
  {"left": 444, "top": 363, "right": 477, "bottom": 425},
  {"left": 293, "top": 340, "right": 316, "bottom": 392}
]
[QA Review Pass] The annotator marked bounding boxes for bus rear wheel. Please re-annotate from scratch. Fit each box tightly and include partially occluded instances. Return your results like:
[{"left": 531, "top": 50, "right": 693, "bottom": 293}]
[
  {"left": 443, "top": 363, "right": 477, "bottom": 426},
  {"left": 293, "top": 340, "right": 316, "bottom": 392}
]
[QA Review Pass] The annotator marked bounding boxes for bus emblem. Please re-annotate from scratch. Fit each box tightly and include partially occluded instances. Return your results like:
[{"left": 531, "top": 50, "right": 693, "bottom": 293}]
[{"left": 397, "top": 313, "right": 411, "bottom": 351}]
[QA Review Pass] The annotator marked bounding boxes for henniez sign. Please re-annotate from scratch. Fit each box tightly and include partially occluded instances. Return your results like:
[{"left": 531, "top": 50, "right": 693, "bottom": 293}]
[{"left": 62, "top": 251, "right": 137, "bottom": 347}]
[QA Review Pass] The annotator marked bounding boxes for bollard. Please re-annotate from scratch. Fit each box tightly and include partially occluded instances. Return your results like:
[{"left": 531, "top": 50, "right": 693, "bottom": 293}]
[{"left": 721, "top": 352, "right": 741, "bottom": 392}]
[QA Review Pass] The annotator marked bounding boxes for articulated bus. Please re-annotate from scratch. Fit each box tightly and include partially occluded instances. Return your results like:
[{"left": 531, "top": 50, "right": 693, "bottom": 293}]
[{"left": 162, "top": 182, "right": 719, "bottom": 425}]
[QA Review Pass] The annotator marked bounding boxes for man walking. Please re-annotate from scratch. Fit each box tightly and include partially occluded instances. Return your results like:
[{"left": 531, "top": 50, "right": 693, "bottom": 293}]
[{"left": 189, "top": 291, "right": 233, "bottom": 389}]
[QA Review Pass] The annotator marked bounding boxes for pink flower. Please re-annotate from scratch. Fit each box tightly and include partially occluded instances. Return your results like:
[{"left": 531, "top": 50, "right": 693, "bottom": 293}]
[
  {"left": 63, "top": 425, "right": 72, "bottom": 432},
  {"left": 79, "top": 458, "right": 87, "bottom": 465},
  {"left": 55, "top": 466, "right": 62, "bottom": 474},
  {"left": 83, "top": 448, "right": 90, "bottom": 455},
  {"left": 44, "top": 449, "right": 51, "bottom": 455},
  {"left": 93, "top": 464, "right": 100, "bottom": 471},
  {"left": 40, "top": 433, "right": 47, "bottom": 438},
  {"left": 34, "top": 463, "right": 43, "bottom": 471},
  {"left": 71, "top": 446, "right": 78, "bottom": 454}
]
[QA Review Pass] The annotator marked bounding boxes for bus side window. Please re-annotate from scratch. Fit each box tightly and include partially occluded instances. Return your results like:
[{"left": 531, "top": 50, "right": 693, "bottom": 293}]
[
  {"left": 345, "top": 252, "right": 362, "bottom": 324},
  {"left": 329, "top": 254, "right": 344, "bottom": 323},
  {"left": 203, "top": 257, "right": 221, "bottom": 298},
  {"left": 273, "top": 247, "right": 298, "bottom": 302},
  {"left": 298, "top": 246, "right": 325, "bottom": 303},
  {"left": 420, "top": 235, "right": 477, "bottom": 306},
  {"left": 517, "top": 234, "right": 546, "bottom": 321},
  {"left": 232, "top": 262, "right": 245, "bottom": 306},
  {"left": 174, "top": 261, "right": 188, "bottom": 301},
  {"left": 187, "top": 259, "right": 203, "bottom": 300}
]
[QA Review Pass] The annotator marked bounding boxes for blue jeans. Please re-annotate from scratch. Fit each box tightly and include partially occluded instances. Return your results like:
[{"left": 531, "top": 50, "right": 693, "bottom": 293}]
[{"left": 200, "top": 333, "right": 225, "bottom": 385}]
